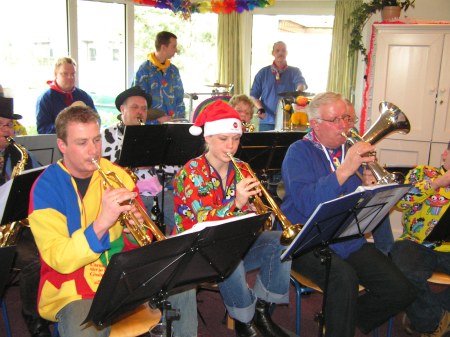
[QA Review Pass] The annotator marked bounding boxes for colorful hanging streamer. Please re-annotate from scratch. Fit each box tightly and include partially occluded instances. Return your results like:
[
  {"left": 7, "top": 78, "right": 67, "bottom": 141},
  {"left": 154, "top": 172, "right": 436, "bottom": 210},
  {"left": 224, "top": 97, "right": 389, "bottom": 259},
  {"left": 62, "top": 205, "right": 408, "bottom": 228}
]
[{"left": 131, "top": 0, "right": 275, "bottom": 15}]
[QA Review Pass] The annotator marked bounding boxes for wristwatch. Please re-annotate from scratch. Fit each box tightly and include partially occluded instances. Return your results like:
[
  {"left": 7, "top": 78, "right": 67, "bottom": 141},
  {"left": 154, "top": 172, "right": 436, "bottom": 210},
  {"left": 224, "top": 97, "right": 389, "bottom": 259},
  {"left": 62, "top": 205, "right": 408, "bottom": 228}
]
[{"left": 257, "top": 108, "right": 265, "bottom": 114}]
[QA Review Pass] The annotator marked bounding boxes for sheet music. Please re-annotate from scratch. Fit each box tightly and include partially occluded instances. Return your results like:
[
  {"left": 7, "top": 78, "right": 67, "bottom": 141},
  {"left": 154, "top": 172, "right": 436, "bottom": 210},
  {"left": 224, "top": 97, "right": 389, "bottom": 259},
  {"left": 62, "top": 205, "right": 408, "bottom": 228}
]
[
  {"left": 338, "top": 184, "right": 411, "bottom": 238},
  {"left": 280, "top": 183, "right": 412, "bottom": 261},
  {"left": 176, "top": 213, "right": 258, "bottom": 236},
  {"left": 0, "top": 179, "right": 13, "bottom": 222}
]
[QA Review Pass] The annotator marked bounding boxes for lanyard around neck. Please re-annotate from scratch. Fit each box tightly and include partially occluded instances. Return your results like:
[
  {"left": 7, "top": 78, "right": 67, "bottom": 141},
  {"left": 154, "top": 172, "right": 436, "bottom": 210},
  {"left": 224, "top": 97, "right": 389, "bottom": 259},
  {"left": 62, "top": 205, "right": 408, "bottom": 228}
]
[{"left": 321, "top": 144, "right": 345, "bottom": 172}]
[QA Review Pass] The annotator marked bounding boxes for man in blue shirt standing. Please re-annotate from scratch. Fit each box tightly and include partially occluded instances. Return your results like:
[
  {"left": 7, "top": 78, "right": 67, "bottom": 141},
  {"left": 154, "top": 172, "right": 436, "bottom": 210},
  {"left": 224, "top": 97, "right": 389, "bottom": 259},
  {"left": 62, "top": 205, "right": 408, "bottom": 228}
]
[{"left": 250, "top": 41, "right": 307, "bottom": 131}]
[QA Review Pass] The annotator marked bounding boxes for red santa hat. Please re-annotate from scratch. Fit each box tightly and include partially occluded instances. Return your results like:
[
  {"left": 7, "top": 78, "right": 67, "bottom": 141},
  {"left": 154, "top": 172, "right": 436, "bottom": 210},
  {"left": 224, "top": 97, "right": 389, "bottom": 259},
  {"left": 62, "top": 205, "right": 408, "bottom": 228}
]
[{"left": 189, "top": 100, "right": 242, "bottom": 136}]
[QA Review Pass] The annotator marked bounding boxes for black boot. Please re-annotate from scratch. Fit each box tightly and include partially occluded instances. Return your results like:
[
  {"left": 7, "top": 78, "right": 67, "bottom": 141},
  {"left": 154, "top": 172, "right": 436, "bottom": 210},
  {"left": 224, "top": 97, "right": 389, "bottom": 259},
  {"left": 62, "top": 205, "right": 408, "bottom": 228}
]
[
  {"left": 254, "top": 299, "right": 289, "bottom": 337},
  {"left": 28, "top": 318, "right": 51, "bottom": 337},
  {"left": 235, "top": 319, "right": 263, "bottom": 337}
]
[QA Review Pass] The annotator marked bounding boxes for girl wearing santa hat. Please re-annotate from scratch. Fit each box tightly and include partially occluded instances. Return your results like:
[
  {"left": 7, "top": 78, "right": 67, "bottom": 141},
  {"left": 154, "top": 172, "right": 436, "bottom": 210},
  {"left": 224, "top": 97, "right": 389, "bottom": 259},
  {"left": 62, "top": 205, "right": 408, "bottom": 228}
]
[{"left": 173, "top": 100, "right": 292, "bottom": 337}]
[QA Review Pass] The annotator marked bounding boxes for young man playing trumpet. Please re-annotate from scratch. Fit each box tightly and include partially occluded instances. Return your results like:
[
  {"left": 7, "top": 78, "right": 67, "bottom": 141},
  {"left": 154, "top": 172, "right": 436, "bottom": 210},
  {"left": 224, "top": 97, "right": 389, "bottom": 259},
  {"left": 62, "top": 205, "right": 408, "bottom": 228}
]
[
  {"left": 280, "top": 92, "right": 416, "bottom": 337},
  {"left": 29, "top": 105, "right": 149, "bottom": 336},
  {"left": 174, "top": 100, "right": 293, "bottom": 337}
]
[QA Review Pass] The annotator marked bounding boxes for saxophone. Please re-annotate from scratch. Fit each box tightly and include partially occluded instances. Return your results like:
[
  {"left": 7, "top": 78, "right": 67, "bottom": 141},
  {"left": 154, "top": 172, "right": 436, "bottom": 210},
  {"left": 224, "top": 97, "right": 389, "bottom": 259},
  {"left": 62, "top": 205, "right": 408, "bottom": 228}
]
[{"left": 0, "top": 137, "right": 30, "bottom": 247}]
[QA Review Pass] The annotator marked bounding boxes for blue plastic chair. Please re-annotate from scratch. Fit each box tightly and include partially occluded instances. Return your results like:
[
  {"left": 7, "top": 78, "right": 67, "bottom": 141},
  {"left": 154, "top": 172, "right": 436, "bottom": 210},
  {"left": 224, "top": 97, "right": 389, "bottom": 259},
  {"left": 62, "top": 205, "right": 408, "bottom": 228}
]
[
  {"left": 1, "top": 298, "right": 13, "bottom": 337},
  {"left": 290, "top": 270, "right": 393, "bottom": 337}
]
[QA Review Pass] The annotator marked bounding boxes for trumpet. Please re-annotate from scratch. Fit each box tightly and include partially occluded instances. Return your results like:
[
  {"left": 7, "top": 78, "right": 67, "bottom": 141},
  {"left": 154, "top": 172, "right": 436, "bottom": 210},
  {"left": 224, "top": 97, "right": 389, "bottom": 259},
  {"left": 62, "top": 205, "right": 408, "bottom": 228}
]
[
  {"left": 91, "top": 158, "right": 166, "bottom": 246},
  {"left": 227, "top": 153, "right": 302, "bottom": 245}
]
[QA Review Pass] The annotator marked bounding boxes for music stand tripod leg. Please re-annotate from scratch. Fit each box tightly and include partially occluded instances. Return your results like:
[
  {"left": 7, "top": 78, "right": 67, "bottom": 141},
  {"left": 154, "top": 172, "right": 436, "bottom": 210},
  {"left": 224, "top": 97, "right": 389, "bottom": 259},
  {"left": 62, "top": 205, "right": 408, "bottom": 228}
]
[{"left": 313, "top": 246, "right": 332, "bottom": 337}]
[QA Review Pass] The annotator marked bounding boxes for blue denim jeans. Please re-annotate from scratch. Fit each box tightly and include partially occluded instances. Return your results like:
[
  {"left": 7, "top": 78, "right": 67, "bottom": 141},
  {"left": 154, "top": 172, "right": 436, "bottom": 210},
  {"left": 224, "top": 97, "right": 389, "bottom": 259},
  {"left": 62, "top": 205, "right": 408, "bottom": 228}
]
[
  {"left": 167, "top": 289, "right": 198, "bottom": 337},
  {"left": 372, "top": 215, "right": 394, "bottom": 255},
  {"left": 218, "top": 230, "right": 291, "bottom": 323},
  {"left": 56, "top": 299, "right": 110, "bottom": 337},
  {"left": 391, "top": 240, "right": 450, "bottom": 333}
]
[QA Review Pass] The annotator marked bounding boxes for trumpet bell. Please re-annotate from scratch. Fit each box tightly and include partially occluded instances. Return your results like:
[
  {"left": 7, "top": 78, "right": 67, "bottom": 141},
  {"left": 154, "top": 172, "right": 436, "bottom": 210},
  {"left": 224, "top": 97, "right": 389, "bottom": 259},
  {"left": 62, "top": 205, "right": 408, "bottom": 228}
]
[{"left": 363, "top": 101, "right": 410, "bottom": 145}]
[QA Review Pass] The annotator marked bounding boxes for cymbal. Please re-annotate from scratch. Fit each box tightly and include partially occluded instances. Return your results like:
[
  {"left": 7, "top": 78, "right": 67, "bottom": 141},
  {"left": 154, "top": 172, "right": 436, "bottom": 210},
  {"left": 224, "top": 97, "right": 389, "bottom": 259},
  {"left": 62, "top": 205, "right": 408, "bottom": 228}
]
[
  {"left": 147, "top": 108, "right": 166, "bottom": 121},
  {"left": 278, "top": 90, "right": 315, "bottom": 98},
  {"left": 205, "top": 83, "right": 230, "bottom": 88}
]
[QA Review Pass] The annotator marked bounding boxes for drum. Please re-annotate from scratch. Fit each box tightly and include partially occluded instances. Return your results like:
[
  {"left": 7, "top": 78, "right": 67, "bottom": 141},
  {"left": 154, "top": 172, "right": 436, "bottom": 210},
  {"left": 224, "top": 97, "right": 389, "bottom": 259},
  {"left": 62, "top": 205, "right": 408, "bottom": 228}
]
[{"left": 191, "top": 95, "right": 231, "bottom": 122}]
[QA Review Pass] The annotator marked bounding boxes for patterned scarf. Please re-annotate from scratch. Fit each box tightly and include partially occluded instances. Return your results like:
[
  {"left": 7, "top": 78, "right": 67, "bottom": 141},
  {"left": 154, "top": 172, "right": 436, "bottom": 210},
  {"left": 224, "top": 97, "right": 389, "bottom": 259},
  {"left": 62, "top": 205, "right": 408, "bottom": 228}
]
[
  {"left": 270, "top": 61, "right": 288, "bottom": 84},
  {"left": 47, "top": 80, "right": 74, "bottom": 106},
  {"left": 148, "top": 52, "right": 171, "bottom": 73}
]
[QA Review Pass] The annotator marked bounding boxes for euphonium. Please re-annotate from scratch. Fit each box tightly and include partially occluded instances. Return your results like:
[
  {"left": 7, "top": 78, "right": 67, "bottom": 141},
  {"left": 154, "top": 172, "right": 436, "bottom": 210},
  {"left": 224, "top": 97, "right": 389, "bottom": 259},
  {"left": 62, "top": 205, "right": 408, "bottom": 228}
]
[
  {"left": 0, "top": 137, "right": 30, "bottom": 247},
  {"left": 342, "top": 101, "right": 410, "bottom": 185},
  {"left": 227, "top": 153, "right": 302, "bottom": 245},
  {"left": 91, "top": 158, "right": 166, "bottom": 246}
]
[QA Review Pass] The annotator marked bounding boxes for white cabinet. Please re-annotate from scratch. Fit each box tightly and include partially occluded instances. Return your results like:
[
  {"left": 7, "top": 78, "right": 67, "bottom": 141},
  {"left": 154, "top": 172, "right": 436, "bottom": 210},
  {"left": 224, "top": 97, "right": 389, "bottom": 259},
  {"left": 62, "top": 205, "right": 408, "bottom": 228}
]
[{"left": 367, "top": 24, "right": 450, "bottom": 167}]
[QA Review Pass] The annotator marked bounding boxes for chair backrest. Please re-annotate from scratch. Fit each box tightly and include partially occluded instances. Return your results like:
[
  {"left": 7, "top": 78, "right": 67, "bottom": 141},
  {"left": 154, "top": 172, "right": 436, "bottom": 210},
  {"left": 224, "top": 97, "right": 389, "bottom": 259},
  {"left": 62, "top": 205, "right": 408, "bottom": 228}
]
[{"left": 427, "top": 272, "right": 450, "bottom": 285}]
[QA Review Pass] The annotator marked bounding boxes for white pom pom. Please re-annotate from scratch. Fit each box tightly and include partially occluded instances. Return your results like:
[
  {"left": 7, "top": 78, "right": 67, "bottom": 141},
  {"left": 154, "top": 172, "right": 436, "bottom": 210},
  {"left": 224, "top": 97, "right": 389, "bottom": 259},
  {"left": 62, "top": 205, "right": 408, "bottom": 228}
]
[{"left": 189, "top": 125, "right": 203, "bottom": 136}]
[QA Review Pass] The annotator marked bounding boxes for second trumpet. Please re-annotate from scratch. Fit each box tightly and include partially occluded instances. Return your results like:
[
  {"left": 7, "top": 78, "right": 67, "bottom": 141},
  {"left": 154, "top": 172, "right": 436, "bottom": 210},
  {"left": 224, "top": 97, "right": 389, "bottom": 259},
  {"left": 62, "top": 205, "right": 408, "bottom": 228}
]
[{"left": 227, "top": 153, "right": 302, "bottom": 245}]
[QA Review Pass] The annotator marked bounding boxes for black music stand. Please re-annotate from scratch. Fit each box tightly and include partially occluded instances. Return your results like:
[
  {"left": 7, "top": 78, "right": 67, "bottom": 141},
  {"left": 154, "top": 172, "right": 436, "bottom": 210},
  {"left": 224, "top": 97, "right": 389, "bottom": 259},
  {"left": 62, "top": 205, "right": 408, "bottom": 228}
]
[
  {"left": 281, "top": 184, "right": 411, "bottom": 337},
  {"left": 235, "top": 132, "right": 304, "bottom": 174},
  {"left": 0, "top": 167, "right": 45, "bottom": 225},
  {"left": 85, "top": 213, "right": 270, "bottom": 336},
  {"left": 117, "top": 124, "right": 204, "bottom": 232}
]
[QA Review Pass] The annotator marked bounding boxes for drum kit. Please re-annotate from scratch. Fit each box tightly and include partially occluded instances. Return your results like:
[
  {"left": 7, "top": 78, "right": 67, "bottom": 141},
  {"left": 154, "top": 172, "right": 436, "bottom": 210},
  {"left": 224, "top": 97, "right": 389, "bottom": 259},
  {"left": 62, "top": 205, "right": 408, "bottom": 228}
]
[{"left": 186, "top": 83, "right": 234, "bottom": 122}]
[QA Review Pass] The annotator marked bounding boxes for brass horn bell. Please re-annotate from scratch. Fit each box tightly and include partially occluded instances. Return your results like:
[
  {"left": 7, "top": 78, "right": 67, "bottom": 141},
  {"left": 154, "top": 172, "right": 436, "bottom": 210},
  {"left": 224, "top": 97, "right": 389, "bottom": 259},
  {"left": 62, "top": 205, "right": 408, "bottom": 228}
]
[{"left": 343, "top": 101, "right": 411, "bottom": 185}]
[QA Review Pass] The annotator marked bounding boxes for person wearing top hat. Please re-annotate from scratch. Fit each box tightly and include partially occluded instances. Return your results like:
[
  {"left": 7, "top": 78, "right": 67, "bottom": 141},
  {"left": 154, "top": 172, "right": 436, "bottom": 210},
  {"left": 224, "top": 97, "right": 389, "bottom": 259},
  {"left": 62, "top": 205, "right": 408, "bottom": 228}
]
[
  {"left": 173, "top": 100, "right": 293, "bottom": 337},
  {"left": 0, "top": 96, "right": 50, "bottom": 337},
  {"left": 101, "top": 86, "right": 164, "bottom": 223},
  {"left": 36, "top": 56, "right": 97, "bottom": 134},
  {"left": 101, "top": 86, "right": 197, "bottom": 337}
]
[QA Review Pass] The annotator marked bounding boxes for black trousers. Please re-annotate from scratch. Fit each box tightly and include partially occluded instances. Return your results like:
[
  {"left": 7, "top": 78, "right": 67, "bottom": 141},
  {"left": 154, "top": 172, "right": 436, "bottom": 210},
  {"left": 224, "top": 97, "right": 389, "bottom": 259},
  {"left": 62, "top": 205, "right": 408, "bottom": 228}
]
[
  {"left": 13, "top": 227, "right": 44, "bottom": 326},
  {"left": 292, "top": 243, "right": 416, "bottom": 337}
]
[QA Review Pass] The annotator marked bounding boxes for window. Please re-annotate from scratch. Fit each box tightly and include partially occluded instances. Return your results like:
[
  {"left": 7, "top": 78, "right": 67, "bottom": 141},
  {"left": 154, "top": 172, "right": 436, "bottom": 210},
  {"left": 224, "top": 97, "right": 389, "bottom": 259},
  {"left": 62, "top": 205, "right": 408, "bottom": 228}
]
[
  {"left": 251, "top": 15, "right": 334, "bottom": 94},
  {"left": 0, "top": 0, "right": 67, "bottom": 134}
]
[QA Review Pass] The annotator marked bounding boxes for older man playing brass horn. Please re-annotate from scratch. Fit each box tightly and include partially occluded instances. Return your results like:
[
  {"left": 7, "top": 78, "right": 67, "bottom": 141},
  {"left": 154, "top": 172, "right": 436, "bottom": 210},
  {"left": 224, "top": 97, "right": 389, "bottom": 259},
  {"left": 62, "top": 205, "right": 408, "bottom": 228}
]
[{"left": 280, "top": 92, "right": 416, "bottom": 337}]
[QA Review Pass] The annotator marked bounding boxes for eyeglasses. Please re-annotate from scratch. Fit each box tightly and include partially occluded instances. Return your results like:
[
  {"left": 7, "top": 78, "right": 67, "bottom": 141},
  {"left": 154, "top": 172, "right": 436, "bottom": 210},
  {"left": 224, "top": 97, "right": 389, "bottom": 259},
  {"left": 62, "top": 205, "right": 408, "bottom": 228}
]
[
  {"left": 318, "top": 115, "right": 358, "bottom": 124},
  {"left": 0, "top": 122, "right": 14, "bottom": 129}
]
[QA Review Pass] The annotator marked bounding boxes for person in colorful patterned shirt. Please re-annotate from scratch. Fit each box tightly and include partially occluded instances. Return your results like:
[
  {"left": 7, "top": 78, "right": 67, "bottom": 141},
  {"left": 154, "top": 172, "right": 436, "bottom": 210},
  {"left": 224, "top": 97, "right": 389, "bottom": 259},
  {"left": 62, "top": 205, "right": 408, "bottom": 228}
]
[
  {"left": 133, "top": 31, "right": 185, "bottom": 123},
  {"left": 250, "top": 41, "right": 307, "bottom": 131},
  {"left": 29, "top": 104, "right": 149, "bottom": 336},
  {"left": 174, "top": 100, "right": 292, "bottom": 337},
  {"left": 36, "top": 57, "right": 96, "bottom": 134},
  {"left": 280, "top": 92, "right": 415, "bottom": 337},
  {"left": 391, "top": 143, "right": 450, "bottom": 337}
]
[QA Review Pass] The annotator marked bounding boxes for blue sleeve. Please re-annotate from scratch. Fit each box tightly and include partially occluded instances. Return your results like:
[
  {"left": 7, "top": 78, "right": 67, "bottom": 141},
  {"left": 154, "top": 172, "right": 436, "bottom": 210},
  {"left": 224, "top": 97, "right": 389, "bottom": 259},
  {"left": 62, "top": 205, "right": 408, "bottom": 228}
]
[
  {"left": 84, "top": 224, "right": 110, "bottom": 253},
  {"left": 173, "top": 67, "right": 185, "bottom": 118},
  {"left": 281, "top": 141, "right": 342, "bottom": 224},
  {"left": 36, "top": 92, "right": 57, "bottom": 134},
  {"left": 250, "top": 69, "right": 264, "bottom": 99},
  {"left": 292, "top": 67, "right": 308, "bottom": 90}
]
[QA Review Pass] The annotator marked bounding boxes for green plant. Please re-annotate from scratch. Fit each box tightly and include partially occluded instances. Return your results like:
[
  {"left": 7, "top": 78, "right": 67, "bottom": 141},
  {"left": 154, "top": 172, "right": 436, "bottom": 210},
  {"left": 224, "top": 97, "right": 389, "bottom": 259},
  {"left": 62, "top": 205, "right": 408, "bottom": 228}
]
[{"left": 349, "top": 0, "right": 415, "bottom": 62}]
